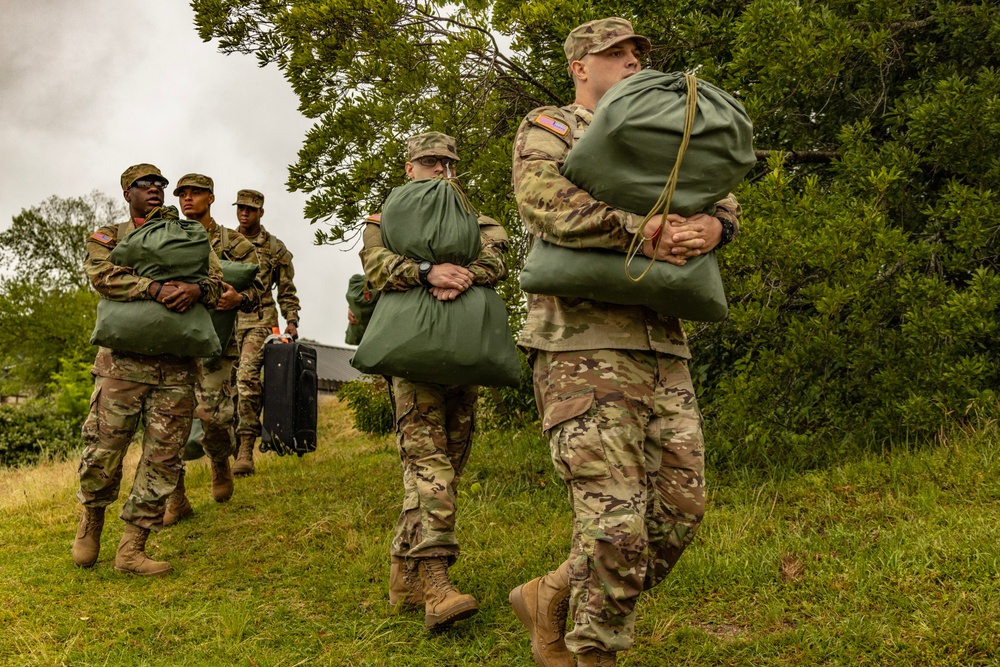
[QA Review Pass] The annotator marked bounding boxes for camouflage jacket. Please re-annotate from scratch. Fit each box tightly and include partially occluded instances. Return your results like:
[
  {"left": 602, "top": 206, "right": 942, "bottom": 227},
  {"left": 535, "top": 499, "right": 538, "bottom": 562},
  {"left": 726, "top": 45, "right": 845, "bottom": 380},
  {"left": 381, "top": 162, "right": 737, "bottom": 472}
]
[
  {"left": 359, "top": 212, "right": 509, "bottom": 291},
  {"left": 236, "top": 225, "right": 301, "bottom": 332},
  {"left": 512, "top": 103, "right": 742, "bottom": 357},
  {"left": 206, "top": 218, "right": 263, "bottom": 315},
  {"left": 85, "top": 217, "right": 225, "bottom": 384}
]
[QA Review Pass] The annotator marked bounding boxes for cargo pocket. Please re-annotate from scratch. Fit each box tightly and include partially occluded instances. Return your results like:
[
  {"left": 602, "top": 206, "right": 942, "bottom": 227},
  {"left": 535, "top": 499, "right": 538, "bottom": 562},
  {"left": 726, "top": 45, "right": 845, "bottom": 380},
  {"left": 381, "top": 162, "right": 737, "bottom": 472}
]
[
  {"left": 81, "top": 384, "right": 101, "bottom": 441},
  {"left": 543, "top": 389, "right": 610, "bottom": 481}
]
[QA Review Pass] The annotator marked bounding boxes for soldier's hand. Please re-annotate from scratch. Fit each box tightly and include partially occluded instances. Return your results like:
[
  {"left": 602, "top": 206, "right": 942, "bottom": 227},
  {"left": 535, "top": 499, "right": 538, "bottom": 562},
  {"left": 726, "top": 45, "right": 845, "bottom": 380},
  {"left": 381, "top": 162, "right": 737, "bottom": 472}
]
[
  {"left": 666, "top": 213, "right": 722, "bottom": 257},
  {"left": 161, "top": 281, "right": 201, "bottom": 312},
  {"left": 641, "top": 214, "right": 688, "bottom": 266},
  {"left": 428, "top": 263, "right": 474, "bottom": 291},
  {"left": 284, "top": 322, "right": 299, "bottom": 340},
  {"left": 347, "top": 309, "right": 359, "bottom": 325},
  {"left": 429, "top": 286, "right": 462, "bottom": 301},
  {"left": 216, "top": 283, "right": 243, "bottom": 311}
]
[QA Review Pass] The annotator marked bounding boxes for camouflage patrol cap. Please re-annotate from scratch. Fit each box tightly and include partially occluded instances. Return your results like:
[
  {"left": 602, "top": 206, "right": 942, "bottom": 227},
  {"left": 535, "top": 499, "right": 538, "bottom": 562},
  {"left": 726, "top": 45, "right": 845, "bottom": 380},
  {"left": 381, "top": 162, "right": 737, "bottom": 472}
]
[
  {"left": 564, "top": 18, "right": 651, "bottom": 75},
  {"left": 120, "top": 163, "right": 166, "bottom": 191},
  {"left": 407, "top": 132, "right": 460, "bottom": 162},
  {"left": 233, "top": 189, "right": 265, "bottom": 208},
  {"left": 172, "top": 173, "right": 214, "bottom": 196}
]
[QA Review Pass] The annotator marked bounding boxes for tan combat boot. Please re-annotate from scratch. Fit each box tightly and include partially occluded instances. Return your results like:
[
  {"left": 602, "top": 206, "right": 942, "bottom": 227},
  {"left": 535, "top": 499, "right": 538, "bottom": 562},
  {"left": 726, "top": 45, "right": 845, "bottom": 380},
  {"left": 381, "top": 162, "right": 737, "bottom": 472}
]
[
  {"left": 72, "top": 506, "right": 105, "bottom": 568},
  {"left": 210, "top": 456, "right": 234, "bottom": 502},
  {"left": 114, "top": 523, "right": 172, "bottom": 576},
  {"left": 389, "top": 556, "right": 424, "bottom": 609},
  {"left": 232, "top": 434, "right": 255, "bottom": 476},
  {"left": 576, "top": 650, "right": 616, "bottom": 667},
  {"left": 417, "top": 557, "right": 479, "bottom": 629},
  {"left": 509, "top": 561, "right": 573, "bottom": 667},
  {"left": 163, "top": 468, "right": 194, "bottom": 526}
]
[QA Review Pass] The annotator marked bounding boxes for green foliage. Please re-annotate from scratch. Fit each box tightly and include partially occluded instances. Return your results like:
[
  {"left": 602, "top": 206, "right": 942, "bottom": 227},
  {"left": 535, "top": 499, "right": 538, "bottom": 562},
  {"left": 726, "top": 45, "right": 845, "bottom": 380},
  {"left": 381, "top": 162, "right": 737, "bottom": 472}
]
[
  {"left": 338, "top": 377, "right": 394, "bottom": 435},
  {"left": 46, "top": 358, "right": 95, "bottom": 422},
  {"left": 477, "top": 349, "right": 538, "bottom": 429},
  {"left": 0, "top": 399, "right": 82, "bottom": 468},
  {"left": 194, "top": 0, "right": 1000, "bottom": 468}
]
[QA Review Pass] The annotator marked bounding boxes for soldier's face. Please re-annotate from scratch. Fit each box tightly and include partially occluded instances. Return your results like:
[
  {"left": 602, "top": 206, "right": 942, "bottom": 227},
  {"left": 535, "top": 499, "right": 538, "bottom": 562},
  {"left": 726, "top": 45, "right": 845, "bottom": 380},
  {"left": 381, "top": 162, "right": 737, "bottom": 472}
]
[
  {"left": 124, "top": 178, "right": 165, "bottom": 217},
  {"left": 405, "top": 156, "right": 452, "bottom": 181},
  {"left": 237, "top": 204, "right": 262, "bottom": 226},
  {"left": 176, "top": 187, "right": 214, "bottom": 218},
  {"left": 578, "top": 39, "right": 643, "bottom": 102}
]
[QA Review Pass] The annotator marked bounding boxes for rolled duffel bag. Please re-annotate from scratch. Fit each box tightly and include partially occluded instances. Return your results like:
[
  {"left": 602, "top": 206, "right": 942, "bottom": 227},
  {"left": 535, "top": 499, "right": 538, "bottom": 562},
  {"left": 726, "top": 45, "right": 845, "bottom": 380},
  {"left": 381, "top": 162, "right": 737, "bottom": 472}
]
[
  {"left": 521, "top": 71, "right": 755, "bottom": 322},
  {"left": 345, "top": 273, "right": 380, "bottom": 346},
  {"left": 90, "top": 206, "right": 221, "bottom": 357},
  {"left": 351, "top": 179, "right": 521, "bottom": 386},
  {"left": 209, "top": 260, "right": 258, "bottom": 351}
]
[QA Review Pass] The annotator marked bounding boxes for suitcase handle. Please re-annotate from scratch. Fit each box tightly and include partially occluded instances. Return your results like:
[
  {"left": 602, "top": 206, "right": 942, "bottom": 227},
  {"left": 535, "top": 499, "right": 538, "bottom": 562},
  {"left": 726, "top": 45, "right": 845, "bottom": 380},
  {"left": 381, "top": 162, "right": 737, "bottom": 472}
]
[{"left": 264, "top": 327, "right": 292, "bottom": 345}]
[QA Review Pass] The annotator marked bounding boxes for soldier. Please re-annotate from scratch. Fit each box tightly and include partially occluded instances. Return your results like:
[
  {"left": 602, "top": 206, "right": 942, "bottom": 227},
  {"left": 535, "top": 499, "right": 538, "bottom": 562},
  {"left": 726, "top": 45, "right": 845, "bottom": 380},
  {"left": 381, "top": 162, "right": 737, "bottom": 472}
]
[
  {"left": 360, "top": 132, "right": 508, "bottom": 630},
  {"left": 162, "top": 174, "right": 263, "bottom": 525},
  {"left": 72, "top": 164, "right": 224, "bottom": 576},
  {"left": 509, "top": 19, "right": 742, "bottom": 667},
  {"left": 232, "top": 188, "right": 301, "bottom": 475}
]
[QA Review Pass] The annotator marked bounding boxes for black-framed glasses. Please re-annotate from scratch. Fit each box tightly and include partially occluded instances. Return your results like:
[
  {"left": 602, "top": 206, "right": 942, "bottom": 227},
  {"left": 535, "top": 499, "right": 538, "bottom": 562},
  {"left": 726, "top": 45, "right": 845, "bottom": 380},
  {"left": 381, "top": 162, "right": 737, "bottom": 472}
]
[
  {"left": 414, "top": 156, "right": 456, "bottom": 169},
  {"left": 131, "top": 178, "right": 168, "bottom": 190}
]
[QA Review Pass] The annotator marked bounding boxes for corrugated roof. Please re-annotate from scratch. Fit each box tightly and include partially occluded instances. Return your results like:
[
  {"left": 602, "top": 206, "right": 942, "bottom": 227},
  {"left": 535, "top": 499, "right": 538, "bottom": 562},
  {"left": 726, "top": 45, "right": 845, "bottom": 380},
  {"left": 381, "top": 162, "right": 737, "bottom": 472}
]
[{"left": 304, "top": 341, "right": 362, "bottom": 383}]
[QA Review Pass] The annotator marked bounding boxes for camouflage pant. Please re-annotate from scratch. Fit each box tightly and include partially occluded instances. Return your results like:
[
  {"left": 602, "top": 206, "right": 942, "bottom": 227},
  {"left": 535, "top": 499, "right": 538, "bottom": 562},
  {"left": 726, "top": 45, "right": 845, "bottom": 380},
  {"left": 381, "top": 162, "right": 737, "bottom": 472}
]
[
  {"left": 193, "top": 352, "right": 239, "bottom": 460},
  {"left": 390, "top": 377, "right": 477, "bottom": 562},
  {"left": 77, "top": 376, "right": 195, "bottom": 530},
  {"left": 235, "top": 327, "right": 270, "bottom": 437},
  {"left": 533, "top": 349, "right": 705, "bottom": 655}
]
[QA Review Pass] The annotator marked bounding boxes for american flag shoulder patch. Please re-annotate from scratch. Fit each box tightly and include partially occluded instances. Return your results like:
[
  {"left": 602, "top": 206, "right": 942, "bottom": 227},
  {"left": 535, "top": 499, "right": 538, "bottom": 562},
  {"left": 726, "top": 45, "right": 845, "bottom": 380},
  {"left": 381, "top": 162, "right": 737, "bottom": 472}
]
[
  {"left": 90, "top": 232, "right": 113, "bottom": 245},
  {"left": 365, "top": 213, "right": 382, "bottom": 224},
  {"left": 532, "top": 114, "right": 570, "bottom": 137}
]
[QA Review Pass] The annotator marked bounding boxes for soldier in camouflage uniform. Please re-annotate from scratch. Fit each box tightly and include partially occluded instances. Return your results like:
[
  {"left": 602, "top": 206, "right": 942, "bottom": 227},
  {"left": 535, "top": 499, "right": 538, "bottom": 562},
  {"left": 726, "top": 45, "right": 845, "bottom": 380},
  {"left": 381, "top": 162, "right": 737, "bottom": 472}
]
[
  {"left": 508, "top": 19, "right": 743, "bottom": 667},
  {"left": 232, "top": 188, "right": 301, "bottom": 475},
  {"left": 361, "top": 132, "right": 508, "bottom": 630},
  {"left": 162, "top": 174, "right": 263, "bottom": 525},
  {"left": 72, "top": 164, "right": 225, "bottom": 576}
]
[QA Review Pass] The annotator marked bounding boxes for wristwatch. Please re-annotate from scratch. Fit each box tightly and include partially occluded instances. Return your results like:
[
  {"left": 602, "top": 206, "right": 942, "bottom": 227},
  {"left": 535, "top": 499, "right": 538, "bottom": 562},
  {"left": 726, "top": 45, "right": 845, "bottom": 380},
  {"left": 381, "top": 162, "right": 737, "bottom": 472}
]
[
  {"left": 716, "top": 213, "right": 736, "bottom": 248},
  {"left": 418, "top": 261, "right": 433, "bottom": 286},
  {"left": 197, "top": 280, "right": 208, "bottom": 296}
]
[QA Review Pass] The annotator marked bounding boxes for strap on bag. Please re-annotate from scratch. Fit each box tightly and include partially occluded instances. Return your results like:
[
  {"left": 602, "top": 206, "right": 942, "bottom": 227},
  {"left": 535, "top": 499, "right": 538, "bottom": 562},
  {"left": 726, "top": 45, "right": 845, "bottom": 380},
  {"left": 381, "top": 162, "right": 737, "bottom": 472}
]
[{"left": 625, "top": 73, "right": 699, "bottom": 283}]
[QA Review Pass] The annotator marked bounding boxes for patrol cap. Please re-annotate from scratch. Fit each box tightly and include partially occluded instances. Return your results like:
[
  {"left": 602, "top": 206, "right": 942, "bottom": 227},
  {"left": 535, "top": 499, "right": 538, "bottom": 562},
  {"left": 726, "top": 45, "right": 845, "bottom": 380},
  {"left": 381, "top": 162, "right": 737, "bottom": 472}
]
[
  {"left": 120, "top": 163, "right": 167, "bottom": 191},
  {"left": 172, "top": 173, "right": 214, "bottom": 196},
  {"left": 564, "top": 18, "right": 651, "bottom": 75},
  {"left": 407, "top": 132, "right": 460, "bottom": 162},
  {"left": 233, "top": 189, "right": 265, "bottom": 208}
]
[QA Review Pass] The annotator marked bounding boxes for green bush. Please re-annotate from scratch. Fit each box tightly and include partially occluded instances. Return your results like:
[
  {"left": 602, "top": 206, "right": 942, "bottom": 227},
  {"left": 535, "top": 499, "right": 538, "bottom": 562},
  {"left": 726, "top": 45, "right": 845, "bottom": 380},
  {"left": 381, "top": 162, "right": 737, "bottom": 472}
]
[
  {"left": 477, "top": 349, "right": 538, "bottom": 430},
  {"left": 338, "top": 377, "right": 393, "bottom": 436},
  {"left": 47, "top": 357, "right": 94, "bottom": 422},
  {"left": 0, "top": 399, "right": 83, "bottom": 468}
]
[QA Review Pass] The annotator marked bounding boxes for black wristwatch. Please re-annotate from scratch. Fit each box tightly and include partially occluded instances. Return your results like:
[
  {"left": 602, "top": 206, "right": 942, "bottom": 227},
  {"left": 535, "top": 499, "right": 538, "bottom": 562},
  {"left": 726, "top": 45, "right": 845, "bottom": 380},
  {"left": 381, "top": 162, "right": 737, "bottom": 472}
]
[
  {"left": 197, "top": 280, "right": 208, "bottom": 296},
  {"left": 418, "top": 261, "right": 433, "bottom": 286},
  {"left": 716, "top": 214, "right": 736, "bottom": 248}
]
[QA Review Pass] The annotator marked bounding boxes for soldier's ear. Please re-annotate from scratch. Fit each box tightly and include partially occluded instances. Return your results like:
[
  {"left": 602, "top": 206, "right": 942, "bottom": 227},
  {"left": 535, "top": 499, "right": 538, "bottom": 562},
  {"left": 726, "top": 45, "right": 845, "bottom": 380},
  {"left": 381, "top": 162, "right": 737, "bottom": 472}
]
[
  {"left": 258, "top": 207, "right": 264, "bottom": 219},
  {"left": 209, "top": 193, "right": 216, "bottom": 206},
  {"left": 123, "top": 190, "right": 132, "bottom": 204}
]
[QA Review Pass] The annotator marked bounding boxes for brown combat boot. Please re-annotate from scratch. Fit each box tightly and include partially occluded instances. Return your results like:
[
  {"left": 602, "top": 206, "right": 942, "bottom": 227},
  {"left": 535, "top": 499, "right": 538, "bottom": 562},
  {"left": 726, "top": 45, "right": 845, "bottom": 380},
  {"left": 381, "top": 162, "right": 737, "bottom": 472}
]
[
  {"left": 232, "top": 434, "right": 255, "bottom": 476},
  {"left": 72, "top": 506, "right": 105, "bottom": 568},
  {"left": 210, "top": 456, "right": 234, "bottom": 502},
  {"left": 418, "top": 557, "right": 479, "bottom": 629},
  {"left": 576, "top": 650, "right": 617, "bottom": 667},
  {"left": 509, "top": 561, "right": 573, "bottom": 667},
  {"left": 114, "top": 523, "right": 172, "bottom": 576},
  {"left": 162, "top": 468, "right": 194, "bottom": 526},
  {"left": 389, "top": 556, "right": 424, "bottom": 609}
]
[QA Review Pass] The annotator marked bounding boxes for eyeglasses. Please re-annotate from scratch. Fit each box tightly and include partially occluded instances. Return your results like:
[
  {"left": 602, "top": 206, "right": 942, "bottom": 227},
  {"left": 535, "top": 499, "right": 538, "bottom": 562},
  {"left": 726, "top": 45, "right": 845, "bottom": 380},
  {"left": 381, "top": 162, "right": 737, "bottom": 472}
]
[
  {"left": 130, "top": 178, "right": 168, "bottom": 190},
  {"left": 414, "top": 156, "right": 456, "bottom": 169}
]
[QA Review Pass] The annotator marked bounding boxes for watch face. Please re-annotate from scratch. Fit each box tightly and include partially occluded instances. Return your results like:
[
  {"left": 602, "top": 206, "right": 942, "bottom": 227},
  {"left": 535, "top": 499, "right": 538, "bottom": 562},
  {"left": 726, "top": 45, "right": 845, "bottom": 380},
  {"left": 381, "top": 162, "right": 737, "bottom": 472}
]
[{"left": 419, "top": 261, "right": 431, "bottom": 271}]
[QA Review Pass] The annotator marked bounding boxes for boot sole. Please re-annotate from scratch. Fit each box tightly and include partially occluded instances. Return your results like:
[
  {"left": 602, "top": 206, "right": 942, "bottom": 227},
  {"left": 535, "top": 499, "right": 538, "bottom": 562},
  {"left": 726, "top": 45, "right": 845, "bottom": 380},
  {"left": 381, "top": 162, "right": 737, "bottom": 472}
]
[
  {"left": 425, "top": 600, "right": 479, "bottom": 630},
  {"left": 113, "top": 565, "right": 172, "bottom": 576}
]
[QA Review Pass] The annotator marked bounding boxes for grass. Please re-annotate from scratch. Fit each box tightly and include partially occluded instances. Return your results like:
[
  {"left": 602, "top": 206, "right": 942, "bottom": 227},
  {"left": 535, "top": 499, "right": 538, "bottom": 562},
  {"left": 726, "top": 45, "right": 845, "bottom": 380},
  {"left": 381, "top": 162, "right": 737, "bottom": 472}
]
[{"left": 2, "top": 396, "right": 1000, "bottom": 665}]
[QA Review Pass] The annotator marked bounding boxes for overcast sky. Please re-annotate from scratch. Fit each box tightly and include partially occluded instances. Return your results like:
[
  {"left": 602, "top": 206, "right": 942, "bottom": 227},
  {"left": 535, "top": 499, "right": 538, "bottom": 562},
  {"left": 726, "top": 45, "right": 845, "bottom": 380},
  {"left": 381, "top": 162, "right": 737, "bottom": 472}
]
[{"left": 0, "top": 1, "right": 361, "bottom": 347}]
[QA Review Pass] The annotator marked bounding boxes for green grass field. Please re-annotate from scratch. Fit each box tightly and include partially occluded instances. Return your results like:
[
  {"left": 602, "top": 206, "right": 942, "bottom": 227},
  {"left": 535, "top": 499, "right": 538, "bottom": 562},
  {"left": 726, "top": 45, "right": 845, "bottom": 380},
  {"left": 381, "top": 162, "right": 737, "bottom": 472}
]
[{"left": 2, "top": 396, "right": 999, "bottom": 666}]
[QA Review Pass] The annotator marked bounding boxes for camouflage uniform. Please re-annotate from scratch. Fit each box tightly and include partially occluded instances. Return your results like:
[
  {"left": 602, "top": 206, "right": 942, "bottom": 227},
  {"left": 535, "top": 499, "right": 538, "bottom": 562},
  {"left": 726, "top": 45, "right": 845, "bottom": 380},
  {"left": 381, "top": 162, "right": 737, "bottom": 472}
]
[
  {"left": 234, "top": 197, "right": 300, "bottom": 440},
  {"left": 360, "top": 132, "right": 509, "bottom": 563},
  {"left": 512, "top": 21, "right": 742, "bottom": 655},
  {"left": 196, "top": 217, "right": 263, "bottom": 460},
  {"left": 78, "top": 210, "right": 224, "bottom": 531}
]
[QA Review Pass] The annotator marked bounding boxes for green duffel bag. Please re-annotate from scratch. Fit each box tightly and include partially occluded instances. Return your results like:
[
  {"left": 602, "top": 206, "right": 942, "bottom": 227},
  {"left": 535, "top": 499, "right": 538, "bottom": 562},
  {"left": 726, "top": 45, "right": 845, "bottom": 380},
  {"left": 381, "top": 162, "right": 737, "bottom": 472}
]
[
  {"left": 90, "top": 206, "right": 221, "bottom": 357},
  {"left": 210, "top": 260, "right": 259, "bottom": 351},
  {"left": 519, "top": 240, "right": 728, "bottom": 321},
  {"left": 352, "top": 179, "right": 521, "bottom": 386},
  {"left": 182, "top": 419, "right": 206, "bottom": 461},
  {"left": 562, "top": 69, "right": 755, "bottom": 217},
  {"left": 520, "top": 72, "right": 754, "bottom": 321},
  {"left": 345, "top": 273, "right": 380, "bottom": 346}
]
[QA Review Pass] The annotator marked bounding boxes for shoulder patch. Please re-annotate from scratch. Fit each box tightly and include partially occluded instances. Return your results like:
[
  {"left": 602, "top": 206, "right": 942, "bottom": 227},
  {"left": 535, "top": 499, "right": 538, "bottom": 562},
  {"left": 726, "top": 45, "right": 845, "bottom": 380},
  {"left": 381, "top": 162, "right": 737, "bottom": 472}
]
[
  {"left": 531, "top": 114, "right": 570, "bottom": 137},
  {"left": 89, "top": 231, "right": 114, "bottom": 246},
  {"left": 365, "top": 213, "right": 382, "bottom": 224}
]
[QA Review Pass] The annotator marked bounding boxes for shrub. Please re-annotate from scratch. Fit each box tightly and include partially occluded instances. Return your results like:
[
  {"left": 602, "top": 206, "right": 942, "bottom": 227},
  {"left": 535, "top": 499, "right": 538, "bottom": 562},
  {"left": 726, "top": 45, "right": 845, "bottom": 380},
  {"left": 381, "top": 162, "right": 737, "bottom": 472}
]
[
  {"left": 338, "top": 376, "right": 394, "bottom": 436},
  {"left": 0, "top": 399, "right": 83, "bottom": 468}
]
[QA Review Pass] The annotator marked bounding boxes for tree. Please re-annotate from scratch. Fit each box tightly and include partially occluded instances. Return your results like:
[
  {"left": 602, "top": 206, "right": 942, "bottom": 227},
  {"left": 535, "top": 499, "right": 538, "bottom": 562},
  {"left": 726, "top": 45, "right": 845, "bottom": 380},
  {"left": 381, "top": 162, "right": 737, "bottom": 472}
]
[
  {"left": 193, "top": 0, "right": 1000, "bottom": 466},
  {"left": 0, "top": 192, "right": 122, "bottom": 394}
]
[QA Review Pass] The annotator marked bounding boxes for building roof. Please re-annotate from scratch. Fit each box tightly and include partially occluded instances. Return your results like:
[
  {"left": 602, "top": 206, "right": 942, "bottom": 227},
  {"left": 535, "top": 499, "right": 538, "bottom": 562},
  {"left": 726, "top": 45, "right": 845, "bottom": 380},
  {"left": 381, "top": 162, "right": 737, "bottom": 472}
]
[{"left": 305, "top": 341, "right": 362, "bottom": 385}]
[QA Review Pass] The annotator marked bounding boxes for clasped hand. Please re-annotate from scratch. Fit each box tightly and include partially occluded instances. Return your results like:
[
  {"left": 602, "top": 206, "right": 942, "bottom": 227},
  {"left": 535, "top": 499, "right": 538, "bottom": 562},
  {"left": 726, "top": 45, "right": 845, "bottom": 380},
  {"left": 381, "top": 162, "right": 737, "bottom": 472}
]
[
  {"left": 154, "top": 281, "right": 201, "bottom": 313},
  {"left": 641, "top": 213, "right": 723, "bottom": 266},
  {"left": 427, "top": 262, "right": 474, "bottom": 302}
]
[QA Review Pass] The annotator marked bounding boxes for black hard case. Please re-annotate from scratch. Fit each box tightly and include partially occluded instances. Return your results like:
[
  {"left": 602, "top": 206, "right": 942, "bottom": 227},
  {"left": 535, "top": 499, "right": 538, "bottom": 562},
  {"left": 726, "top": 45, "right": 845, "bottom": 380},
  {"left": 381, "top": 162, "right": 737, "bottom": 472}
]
[{"left": 261, "top": 339, "right": 318, "bottom": 456}]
